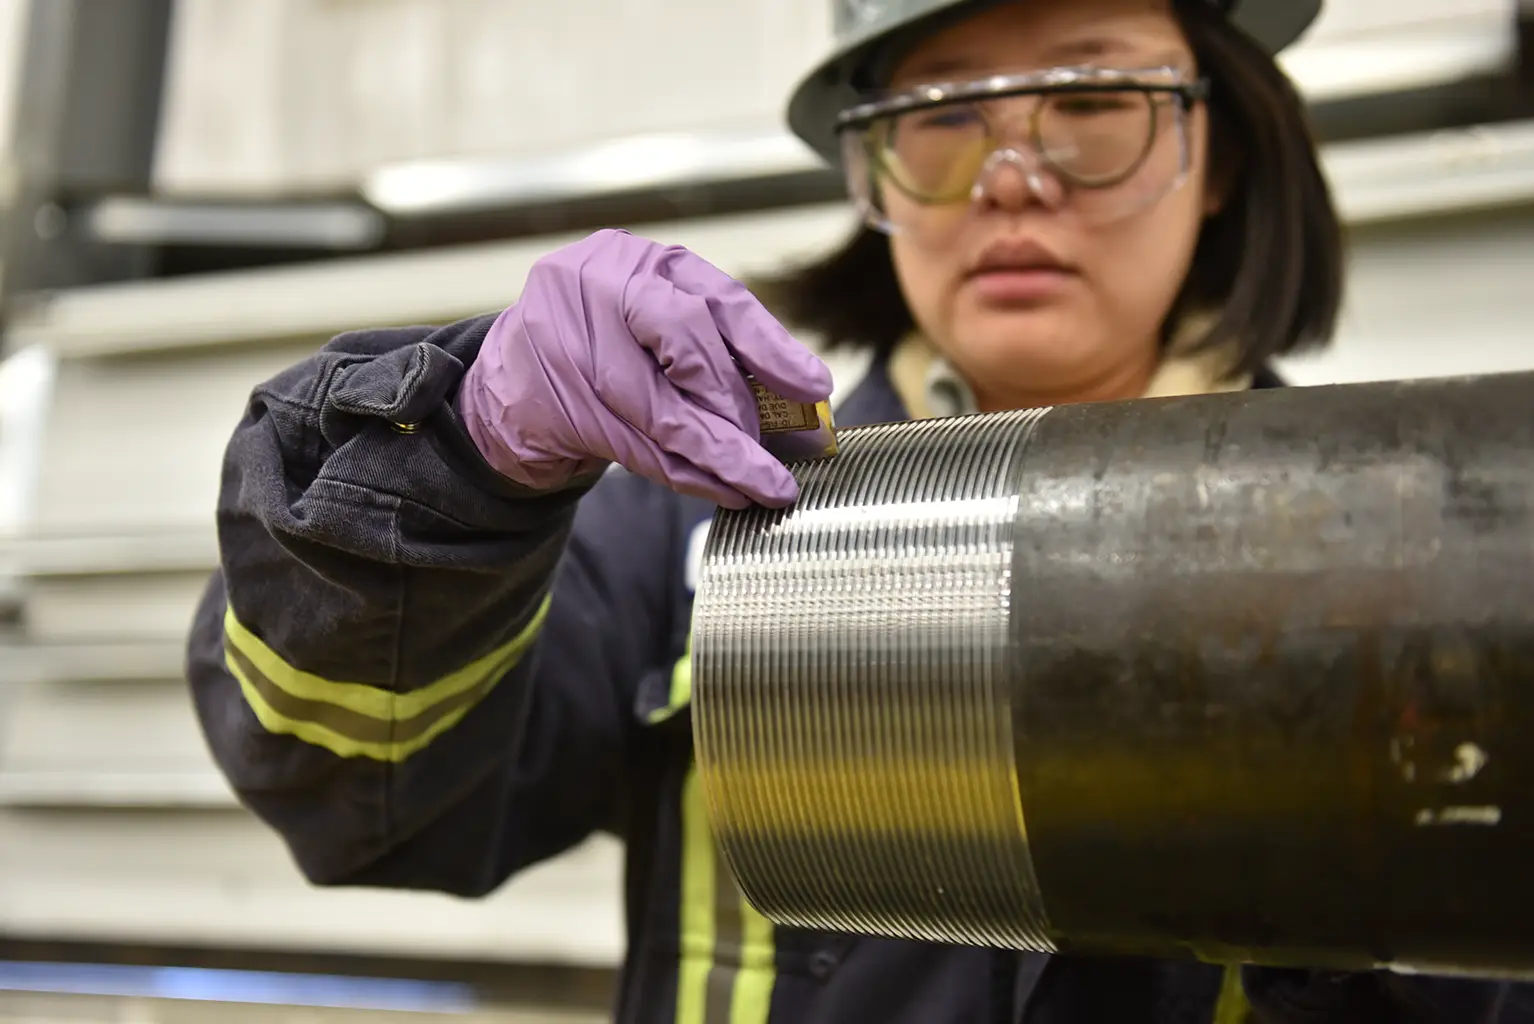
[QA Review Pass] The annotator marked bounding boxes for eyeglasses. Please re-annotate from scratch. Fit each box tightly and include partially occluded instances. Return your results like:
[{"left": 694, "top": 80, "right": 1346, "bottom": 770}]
[{"left": 836, "top": 66, "right": 1209, "bottom": 235}]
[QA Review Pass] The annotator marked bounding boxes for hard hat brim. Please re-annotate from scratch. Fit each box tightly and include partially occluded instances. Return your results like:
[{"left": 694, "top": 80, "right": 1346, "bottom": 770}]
[{"left": 786, "top": 0, "right": 1322, "bottom": 165}]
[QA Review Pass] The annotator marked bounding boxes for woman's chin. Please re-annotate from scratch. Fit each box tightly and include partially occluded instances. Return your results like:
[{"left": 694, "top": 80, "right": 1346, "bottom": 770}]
[
  {"left": 941, "top": 317, "right": 1141, "bottom": 406},
  {"left": 955, "top": 313, "right": 1098, "bottom": 374}
]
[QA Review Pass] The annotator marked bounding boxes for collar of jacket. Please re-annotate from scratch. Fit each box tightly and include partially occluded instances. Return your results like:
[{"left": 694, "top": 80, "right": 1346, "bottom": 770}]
[{"left": 883, "top": 313, "right": 1260, "bottom": 420}]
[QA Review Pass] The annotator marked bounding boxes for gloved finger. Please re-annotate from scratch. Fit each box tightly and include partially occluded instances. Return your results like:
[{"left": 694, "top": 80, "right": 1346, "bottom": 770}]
[
  {"left": 593, "top": 363, "right": 800, "bottom": 508},
  {"left": 655, "top": 247, "right": 834, "bottom": 404},
  {"left": 565, "top": 398, "right": 767, "bottom": 509},
  {"left": 624, "top": 275, "right": 758, "bottom": 434},
  {"left": 613, "top": 413, "right": 799, "bottom": 509}
]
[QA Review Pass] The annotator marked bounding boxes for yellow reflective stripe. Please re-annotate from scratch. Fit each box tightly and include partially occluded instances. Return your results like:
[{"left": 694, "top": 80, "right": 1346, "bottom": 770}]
[
  {"left": 671, "top": 621, "right": 774, "bottom": 1022},
  {"left": 671, "top": 640, "right": 694, "bottom": 710},
  {"left": 225, "top": 596, "right": 549, "bottom": 721},
  {"left": 731, "top": 891, "right": 775, "bottom": 1024},
  {"left": 677, "top": 759, "right": 777, "bottom": 1024},
  {"left": 224, "top": 594, "right": 550, "bottom": 762},
  {"left": 647, "top": 632, "right": 693, "bottom": 724},
  {"left": 677, "top": 764, "right": 716, "bottom": 1024},
  {"left": 1213, "top": 964, "right": 1252, "bottom": 1024}
]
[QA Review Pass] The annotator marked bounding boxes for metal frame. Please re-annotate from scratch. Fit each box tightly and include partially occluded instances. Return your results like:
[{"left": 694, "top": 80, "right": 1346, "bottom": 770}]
[
  {"left": 15, "top": 117, "right": 1534, "bottom": 363},
  {"left": 1521, "top": 0, "right": 1534, "bottom": 102},
  {"left": 0, "top": 0, "right": 173, "bottom": 335}
]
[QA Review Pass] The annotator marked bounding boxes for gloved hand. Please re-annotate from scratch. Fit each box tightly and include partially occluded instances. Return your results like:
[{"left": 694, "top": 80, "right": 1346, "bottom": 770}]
[{"left": 457, "top": 229, "right": 834, "bottom": 510}]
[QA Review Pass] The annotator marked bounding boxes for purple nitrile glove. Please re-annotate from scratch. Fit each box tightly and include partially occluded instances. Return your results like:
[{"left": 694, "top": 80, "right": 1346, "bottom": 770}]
[{"left": 457, "top": 229, "right": 834, "bottom": 510}]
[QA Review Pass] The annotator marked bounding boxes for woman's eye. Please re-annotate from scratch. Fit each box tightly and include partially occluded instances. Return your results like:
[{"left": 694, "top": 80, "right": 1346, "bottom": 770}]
[
  {"left": 911, "top": 107, "right": 981, "bottom": 130},
  {"left": 1053, "top": 95, "right": 1134, "bottom": 116}
]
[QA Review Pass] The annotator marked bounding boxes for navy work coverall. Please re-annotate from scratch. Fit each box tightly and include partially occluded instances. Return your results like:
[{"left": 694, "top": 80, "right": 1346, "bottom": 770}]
[{"left": 186, "top": 313, "right": 1529, "bottom": 1023}]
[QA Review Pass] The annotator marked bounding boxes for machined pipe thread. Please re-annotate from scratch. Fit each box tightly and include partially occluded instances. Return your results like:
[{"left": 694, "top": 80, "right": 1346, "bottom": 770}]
[{"left": 694, "top": 409, "right": 1054, "bottom": 950}]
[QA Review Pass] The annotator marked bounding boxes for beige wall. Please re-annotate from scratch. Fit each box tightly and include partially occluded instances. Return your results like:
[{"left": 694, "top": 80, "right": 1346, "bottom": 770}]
[
  {"left": 152, "top": 0, "right": 829, "bottom": 194},
  {"left": 146, "top": 0, "right": 1517, "bottom": 195},
  {"left": 0, "top": 0, "right": 1513, "bottom": 196}
]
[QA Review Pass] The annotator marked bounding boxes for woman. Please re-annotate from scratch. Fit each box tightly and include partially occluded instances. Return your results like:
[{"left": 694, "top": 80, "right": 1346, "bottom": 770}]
[{"left": 186, "top": 0, "right": 1525, "bottom": 1020}]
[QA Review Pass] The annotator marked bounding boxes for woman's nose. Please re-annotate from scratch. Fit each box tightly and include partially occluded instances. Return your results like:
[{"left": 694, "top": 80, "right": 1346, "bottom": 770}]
[{"left": 971, "top": 147, "right": 1066, "bottom": 212}]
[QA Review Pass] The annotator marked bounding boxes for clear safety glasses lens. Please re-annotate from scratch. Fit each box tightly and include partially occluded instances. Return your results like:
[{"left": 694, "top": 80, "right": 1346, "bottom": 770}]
[{"left": 837, "top": 67, "right": 1207, "bottom": 236}]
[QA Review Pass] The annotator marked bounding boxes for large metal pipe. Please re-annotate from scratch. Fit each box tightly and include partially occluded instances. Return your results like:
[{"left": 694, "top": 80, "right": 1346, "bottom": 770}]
[{"left": 690, "top": 370, "right": 1534, "bottom": 979}]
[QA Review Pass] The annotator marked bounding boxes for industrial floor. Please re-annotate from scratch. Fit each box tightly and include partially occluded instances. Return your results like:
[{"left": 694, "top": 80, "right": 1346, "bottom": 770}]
[{"left": 0, "top": 991, "right": 607, "bottom": 1024}]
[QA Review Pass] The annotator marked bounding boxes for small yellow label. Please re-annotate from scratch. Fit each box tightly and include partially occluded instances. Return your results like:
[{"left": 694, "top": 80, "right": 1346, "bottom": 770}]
[{"left": 750, "top": 379, "right": 821, "bottom": 434}]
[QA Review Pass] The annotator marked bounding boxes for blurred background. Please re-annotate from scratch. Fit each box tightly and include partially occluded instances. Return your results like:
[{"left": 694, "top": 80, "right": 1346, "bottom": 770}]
[{"left": 0, "top": 0, "right": 1531, "bottom": 1021}]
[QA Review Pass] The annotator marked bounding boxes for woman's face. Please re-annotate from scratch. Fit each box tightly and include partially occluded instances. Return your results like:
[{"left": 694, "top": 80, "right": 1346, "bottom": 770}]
[{"left": 883, "top": 0, "right": 1218, "bottom": 409}]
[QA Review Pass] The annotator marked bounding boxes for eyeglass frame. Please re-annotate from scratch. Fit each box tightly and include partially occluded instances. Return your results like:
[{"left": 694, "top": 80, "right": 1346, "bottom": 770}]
[{"left": 834, "top": 65, "right": 1211, "bottom": 203}]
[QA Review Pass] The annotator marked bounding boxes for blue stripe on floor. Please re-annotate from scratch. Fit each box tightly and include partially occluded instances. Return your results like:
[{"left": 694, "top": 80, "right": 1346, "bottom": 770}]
[{"left": 0, "top": 960, "right": 481, "bottom": 1012}]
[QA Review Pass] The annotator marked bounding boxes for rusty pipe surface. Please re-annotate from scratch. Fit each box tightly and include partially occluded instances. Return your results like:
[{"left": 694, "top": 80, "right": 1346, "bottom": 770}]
[{"left": 690, "top": 370, "right": 1534, "bottom": 979}]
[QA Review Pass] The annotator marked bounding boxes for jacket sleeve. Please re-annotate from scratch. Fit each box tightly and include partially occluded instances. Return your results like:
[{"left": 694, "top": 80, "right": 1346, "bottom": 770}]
[{"left": 186, "top": 314, "right": 679, "bottom": 896}]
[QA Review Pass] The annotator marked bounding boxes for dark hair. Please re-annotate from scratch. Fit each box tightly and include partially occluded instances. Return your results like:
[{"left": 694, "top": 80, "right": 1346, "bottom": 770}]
[{"left": 752, "top": 0, "right": 1345, "bottom": 379}]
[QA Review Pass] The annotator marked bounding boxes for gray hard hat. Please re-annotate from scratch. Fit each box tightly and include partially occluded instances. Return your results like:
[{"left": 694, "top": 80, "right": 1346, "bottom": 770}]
[{"left": 786, "top": 0, "right": 1322, "bottom": 163}]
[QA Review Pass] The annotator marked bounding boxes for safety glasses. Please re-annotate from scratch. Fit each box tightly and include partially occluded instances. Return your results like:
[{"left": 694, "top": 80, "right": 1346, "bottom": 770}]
[{"left": 836, "top": 65, "right": 1209, "bottom": 235}]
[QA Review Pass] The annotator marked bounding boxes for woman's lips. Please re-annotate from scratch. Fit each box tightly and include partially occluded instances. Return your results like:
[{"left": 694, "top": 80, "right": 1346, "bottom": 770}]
[{"left": 965, "top": 266, "right": 1077, "bottom": 304}]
